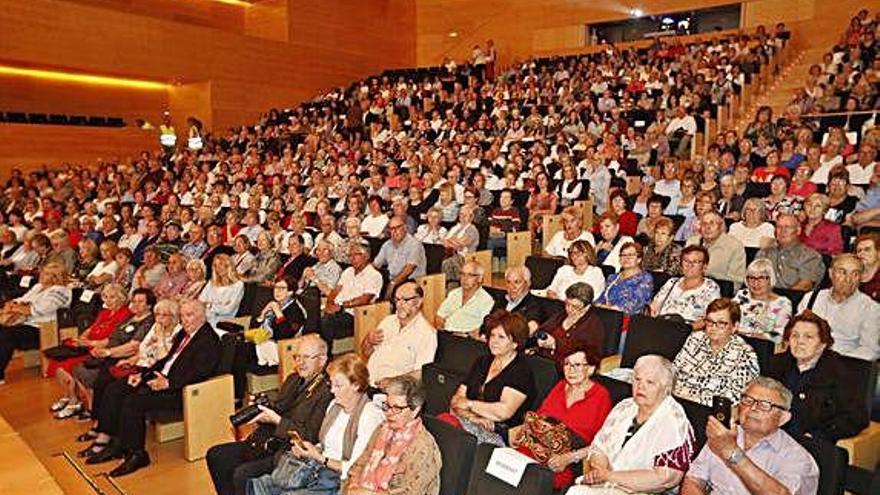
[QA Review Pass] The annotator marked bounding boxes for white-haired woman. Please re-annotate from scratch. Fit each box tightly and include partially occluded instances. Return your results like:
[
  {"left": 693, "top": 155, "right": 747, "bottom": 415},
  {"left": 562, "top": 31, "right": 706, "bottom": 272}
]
[
  {"left": 732, "top": 259, "right": 793, "bottom": 343},
  {"left": 566, "top": 355, "right": 694, "bottom": 495}
]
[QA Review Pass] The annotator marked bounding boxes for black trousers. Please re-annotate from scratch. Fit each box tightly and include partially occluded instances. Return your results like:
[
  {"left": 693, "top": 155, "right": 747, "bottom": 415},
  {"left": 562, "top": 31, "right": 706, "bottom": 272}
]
[
  {"left": 206, "top": 441, "right": 274, "bottom": 495},
  {"left": 96, "top": 379, "right": 181, "bottom": 452},
  {"left": 224, "top": 336, "right": 273, "bottom": 401},
  {"left": 0, "top": 324, "right": 39, "bottom": 380},
  {"left": 89, "top": 367, "right": 118, "bottom": 417}
]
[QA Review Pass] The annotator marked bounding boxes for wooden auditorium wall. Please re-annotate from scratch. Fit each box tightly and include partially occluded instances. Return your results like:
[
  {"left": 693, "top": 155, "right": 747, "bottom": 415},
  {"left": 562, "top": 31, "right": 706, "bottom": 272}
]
[
  {"left": 0, "top": 0, "right": 416, "bottom": 134},
  {"left": 414, "top": 0, "right": 860, "bottom": 67}
]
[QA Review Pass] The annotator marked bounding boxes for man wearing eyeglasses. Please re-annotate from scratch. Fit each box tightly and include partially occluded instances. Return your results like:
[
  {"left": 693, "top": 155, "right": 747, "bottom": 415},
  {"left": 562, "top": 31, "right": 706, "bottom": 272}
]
[
  {"left": 363, "top": 281, "right": 436, "bottom": 388},
  {"left": 373, "top": 217, "right": 426, "bottom": 299},
  {"left": 206, "top": 334, "right": 333, "bottom": 495},
  {"left": 681, "top": 377, "right": 819, "bottom": 495},
  {"left": 435, "top": 260, "right": 495, "bottom": 339}
]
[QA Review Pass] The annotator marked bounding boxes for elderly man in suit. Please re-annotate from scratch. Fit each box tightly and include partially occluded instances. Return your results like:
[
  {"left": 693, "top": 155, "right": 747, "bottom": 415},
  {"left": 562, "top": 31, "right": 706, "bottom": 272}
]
[
  {"left": 86, "top": 298, "right": 221, "bottom": 476},
  {"left": 206, "top": 334, "right": 333, "bottom": 495}
]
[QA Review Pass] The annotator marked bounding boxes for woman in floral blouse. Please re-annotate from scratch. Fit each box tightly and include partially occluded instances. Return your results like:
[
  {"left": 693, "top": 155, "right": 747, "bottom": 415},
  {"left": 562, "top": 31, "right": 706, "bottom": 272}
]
[
  {"left": 732, "top": 259, "right": 792, "bottom": 343},
  {"left": 649, "top": 245, "right": 721, "bottom": 325}
]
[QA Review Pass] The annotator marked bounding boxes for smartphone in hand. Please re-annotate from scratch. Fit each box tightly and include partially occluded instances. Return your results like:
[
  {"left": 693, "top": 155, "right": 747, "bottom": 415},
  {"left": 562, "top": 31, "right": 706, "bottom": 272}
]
[{"left": 711, "top": 396, "right": 733, "bottom": 428}]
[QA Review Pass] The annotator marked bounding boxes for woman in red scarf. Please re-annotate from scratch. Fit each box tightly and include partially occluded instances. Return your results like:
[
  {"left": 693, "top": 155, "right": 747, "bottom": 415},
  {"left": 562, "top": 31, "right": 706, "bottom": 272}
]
[
  {"left": 49, "top": 283, "right": 133, "bottom": 419},
  {"left": 343, "top": 376, "right": 441, "bottom": 495}
]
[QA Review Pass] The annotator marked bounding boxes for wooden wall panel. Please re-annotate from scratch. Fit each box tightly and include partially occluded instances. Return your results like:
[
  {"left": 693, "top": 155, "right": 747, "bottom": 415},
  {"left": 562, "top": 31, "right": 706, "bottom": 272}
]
[
  {"left": 0, "top": 73, "right": 168, "bottom": 125},
  {"left": 1, "top": 0, "right": 416, "bottom": 134},
  {"left": 244, "top": 0, "right": 290, "bottom": 43},
  {"left": 0, "top": 124, "right": 158, "bottom": 174},
  {"left": 63, "top": 0, "right": 245, "bottom": 32}
]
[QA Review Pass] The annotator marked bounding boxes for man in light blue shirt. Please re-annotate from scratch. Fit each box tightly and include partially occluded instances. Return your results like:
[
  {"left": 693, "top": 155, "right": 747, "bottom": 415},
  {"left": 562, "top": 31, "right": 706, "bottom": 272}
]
[
  {"left": 373, "top": 217, "right": 426, "bottom": 298},
  {"left": 681, "top": 377, "right": 819, "bottom": 495}
]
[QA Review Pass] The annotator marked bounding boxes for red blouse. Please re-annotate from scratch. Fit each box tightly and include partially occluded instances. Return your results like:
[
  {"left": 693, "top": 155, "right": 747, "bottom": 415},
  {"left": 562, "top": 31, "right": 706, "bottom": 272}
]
[
  {"left": 800, "top": 219, "right": 843, "bottom": 256},
  {"left": 47, "top": 306, "right": 133, "bottom": 378}
]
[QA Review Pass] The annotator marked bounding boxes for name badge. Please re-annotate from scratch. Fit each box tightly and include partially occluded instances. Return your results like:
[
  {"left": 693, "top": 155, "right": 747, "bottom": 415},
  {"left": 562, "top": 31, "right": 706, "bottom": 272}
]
[
  {"left": 80, "top": 289, "right": 95, "bottom": 303},
  {"left": 124, "top": 325, "right": 136, "bottom": 334},
  {"left": 485, "top": 447, "right": 535, "bottom": 487},
  {"left": 19, "top": 275, "right": 32, "bottom": 288}
]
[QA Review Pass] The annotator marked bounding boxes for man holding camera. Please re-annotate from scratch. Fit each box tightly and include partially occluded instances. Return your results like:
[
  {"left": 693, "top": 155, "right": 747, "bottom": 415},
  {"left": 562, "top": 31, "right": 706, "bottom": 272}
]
[{"left": 207, "top": 334, "right": 332, "bottom": 495}]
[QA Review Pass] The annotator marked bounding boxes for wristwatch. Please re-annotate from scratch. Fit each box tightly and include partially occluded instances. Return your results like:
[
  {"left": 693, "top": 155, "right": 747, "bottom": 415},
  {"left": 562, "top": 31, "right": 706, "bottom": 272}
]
[{"left": 726, "top": 447, "right": 746, "bottom": 465}]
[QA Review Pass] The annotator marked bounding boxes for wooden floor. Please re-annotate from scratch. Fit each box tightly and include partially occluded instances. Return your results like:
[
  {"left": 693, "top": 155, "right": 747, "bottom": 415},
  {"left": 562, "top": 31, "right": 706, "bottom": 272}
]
[{"left": 0, "top": 357, "right": 215, "bottom": 495}]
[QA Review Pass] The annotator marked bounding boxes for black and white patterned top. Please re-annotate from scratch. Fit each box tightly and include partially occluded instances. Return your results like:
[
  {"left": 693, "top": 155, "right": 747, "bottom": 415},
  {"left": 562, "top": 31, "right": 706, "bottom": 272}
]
[{"left": 673, "top": 332, "right": 760, "bottom": 406}]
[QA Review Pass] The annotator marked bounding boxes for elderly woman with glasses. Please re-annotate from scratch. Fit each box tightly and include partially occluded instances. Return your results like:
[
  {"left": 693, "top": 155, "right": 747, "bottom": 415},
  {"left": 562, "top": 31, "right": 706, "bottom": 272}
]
[
  {"left": 732, "top": 259, "right": 793, "bottom": 343},
  {"left": 567, "top": 355, "right": 695, "bottom": 495},
  {"left": 546, "top": 240, "right": 606, "bottom": 300},
  {"left": 535, "top": 283, "right": 607, "bottom": 371},
  {"left": 649, "top": 245, "right": 721, "bottom": 325},
  {"left": 729, "top": 198, "right": 776, "bottom": 249},
  {"left": 672, "top": 298, "right": 760, "bottom": 407},
  {"left": 342, "top": 376, "right": 442, "bottom": 495},
  {"left": 513, "top": 347, "right": 612, "bottom": 491},
  {"left": 247, "top": 354, "right": 384, "bottom": 495}
]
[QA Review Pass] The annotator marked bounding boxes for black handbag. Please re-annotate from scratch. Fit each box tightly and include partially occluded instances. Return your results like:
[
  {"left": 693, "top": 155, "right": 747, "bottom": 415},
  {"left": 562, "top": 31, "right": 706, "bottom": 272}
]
[{"left": 43, "top": 345, "right": 90, "bottom": 360}]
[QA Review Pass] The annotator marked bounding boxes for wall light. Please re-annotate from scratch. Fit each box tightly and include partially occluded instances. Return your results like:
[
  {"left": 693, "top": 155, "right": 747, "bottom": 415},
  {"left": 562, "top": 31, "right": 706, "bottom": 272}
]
[
  {"left": 0, "top": 65, "right": 169, "bottom": 91},
  {"left": 448, "top": 31, "right": 460, "bottom": 38},
  {"left": 629, "top": 8, "right": 644, "bottom": 18},
  {"left": 210, "top": 0, "right": 253, "bottom": 6}
]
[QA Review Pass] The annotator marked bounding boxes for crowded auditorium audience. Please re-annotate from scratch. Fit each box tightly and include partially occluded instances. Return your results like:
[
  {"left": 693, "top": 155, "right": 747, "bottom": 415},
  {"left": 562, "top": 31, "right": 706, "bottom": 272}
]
[{"left": 0, "top": 11, "right": 876, "bottom": 495}]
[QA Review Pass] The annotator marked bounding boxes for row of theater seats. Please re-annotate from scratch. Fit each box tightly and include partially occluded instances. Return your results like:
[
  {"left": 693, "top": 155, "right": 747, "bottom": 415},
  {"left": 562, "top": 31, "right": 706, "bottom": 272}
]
[{"left": 0, "top": 111, "right": 125, "bottom": 127}]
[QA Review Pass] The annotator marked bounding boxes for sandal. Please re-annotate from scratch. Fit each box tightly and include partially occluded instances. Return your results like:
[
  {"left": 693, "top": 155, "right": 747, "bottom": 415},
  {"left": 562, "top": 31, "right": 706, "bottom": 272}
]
[
  {"left": 76, "top": 410, "right": 92, "bottom": 422},
  {"left": 53, "top": 402, "right": 82, "bottom": 420},
  {"left": 50, "top": 398, "right": 71, "bottom": 412},
  {"left": 76, "top": 430, "right": 98, "bottom": 442}
]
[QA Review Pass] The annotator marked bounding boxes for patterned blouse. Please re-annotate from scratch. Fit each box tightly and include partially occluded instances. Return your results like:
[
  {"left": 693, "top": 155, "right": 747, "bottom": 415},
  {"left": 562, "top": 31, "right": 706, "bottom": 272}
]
[
  {"left": 765, "top": 195, "right": 803, "bottom": 221},
  {"left": 643, "top": 243, "right": 682, "bottom": 276},
  {"left": 596, "top": 270, "right": 654, "bottom": 315},
  {"left": 652, "top": 277, "right": 720, "bottom": 323},
  {"left": 673, "top": 332, "right": 760, "bottom": 406},
  {"left": 732, "top": 289, "right": 792, "bottom": 344}
]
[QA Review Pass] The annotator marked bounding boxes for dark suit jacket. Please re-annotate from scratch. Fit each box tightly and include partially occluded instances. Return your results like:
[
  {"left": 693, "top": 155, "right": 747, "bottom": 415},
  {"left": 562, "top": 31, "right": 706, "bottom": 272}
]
[
  {"left": 492, "top": 292, "right": 559, "bottom": 326},
  {"left": 268, "top": 300, "right": 307, "bottom": 341},
  {"left": 272, "top": 373, "right": 333, "bottom": 442},
  {"left": 767, "top": 349, "right": 870, "bottom": 442},
  {"left": 149, "top": 322, "right": 221, "bottom": 392}
]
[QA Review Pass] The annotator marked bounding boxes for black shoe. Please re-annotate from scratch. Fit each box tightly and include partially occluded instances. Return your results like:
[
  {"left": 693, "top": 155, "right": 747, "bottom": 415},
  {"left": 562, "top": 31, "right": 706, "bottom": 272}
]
[
  {"left": 77, "top": 442, "right": 108, "bottom": 458},
  {"left": 108, "top": 450, "right": 151, "bottom": 478},
  {"left": 85, "top": 443, "right": 124, "bottom": 465}
]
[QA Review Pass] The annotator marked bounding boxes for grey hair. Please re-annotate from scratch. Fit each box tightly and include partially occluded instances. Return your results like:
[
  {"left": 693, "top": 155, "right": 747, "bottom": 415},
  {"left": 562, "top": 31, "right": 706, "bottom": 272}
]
[
  {"left": 743, "top": 197, "right": 766, "bottom": 220},
  {"left": 464, "top": 259, "right": 484, "bottom": 277},
  {"left": 178, "top": 298, "right": 207, "bottom": 315},
  {"left": 565, "top": 282, "right": 594, "bottom": 306},
  {"left": 746, "top": 258, "right": 777, "bottom": 287},
  {"left": 832, "top": 253, "right": 864, "bottom": 274},
  {"left": 186, "top": 259, "right": 207, "bottom": 279},
  {"left": 746, "top": 376, "right": 793, "bottom": 410},
  {"left": 635, "top": 354, "right": 677, "bottom": 396},
  {"left": 383, "top": 375, "right": 426, "bottom": 412},
  {"left": 297, "top": 333, "right": 328, "bottom": 358},
  {"left": 350, "top": 242, "right": 371, "bottom": 256},
  {"left": 505, "top": 265, "right": 532, "bottom": 285}
]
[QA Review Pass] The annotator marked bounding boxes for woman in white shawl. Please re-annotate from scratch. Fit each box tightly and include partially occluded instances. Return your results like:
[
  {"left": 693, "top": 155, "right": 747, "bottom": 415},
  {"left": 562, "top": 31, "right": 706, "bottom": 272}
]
[{"left": 567, "top": 355, "right": 694, "bottom": 494}]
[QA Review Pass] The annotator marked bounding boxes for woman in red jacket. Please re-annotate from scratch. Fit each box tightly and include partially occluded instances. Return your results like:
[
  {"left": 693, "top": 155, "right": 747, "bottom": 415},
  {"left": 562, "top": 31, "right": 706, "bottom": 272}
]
[{"left": 50, "top": 283, "right": 133, "bottom": 420}]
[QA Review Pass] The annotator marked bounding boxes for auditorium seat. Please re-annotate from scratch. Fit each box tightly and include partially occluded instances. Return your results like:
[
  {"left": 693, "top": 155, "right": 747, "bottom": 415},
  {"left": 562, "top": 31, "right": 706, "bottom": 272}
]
[
  {"left": 424, "top": 415, "right": 477, "bottom": 495},
  {"left": 620, "top": 314, "right": 692, "bottom": 368},
  {"left": 800, "top": 436, "right": 849, "bottom": 495},
  {"left": 592, "top": 306, "right": 624, "bottom": 356},
  {"left": 424, "top": 243, "right": 447, "bottom": 274},
  {"left": 525, "top": 255, "right": 565, "bottom": 290},
  {"left": 741, "top": 334, "right": 775, "bottom": 372},
  {"left": 523, "top": 354, "right": 558, "bottom": 410},
  {"left": 464, "top": 444, "right": 553, "bottom": 495}
]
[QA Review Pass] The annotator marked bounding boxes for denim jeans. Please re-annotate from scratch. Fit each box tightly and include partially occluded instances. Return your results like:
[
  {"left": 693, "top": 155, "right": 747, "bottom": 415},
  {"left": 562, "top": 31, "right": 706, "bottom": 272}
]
[{"left": 246, "top": 454, "right": 340, "bottom": 495}]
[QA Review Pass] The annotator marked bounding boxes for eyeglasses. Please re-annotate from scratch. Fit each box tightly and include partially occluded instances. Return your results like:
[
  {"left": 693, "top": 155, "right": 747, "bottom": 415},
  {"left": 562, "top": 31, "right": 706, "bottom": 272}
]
[
  {"left": 293, "top": 354, "right": 323, "bottom": 362},
  {"left": 746, "top": 275, "right": 769, "bottom": 282},
  {"left": 381, "top": 402, "right": 411, "bottom": 414},
  {"left": 395, "top": 295, "right": 420, "bottom": 304},
  {"left": 740, "top": 394, "right": 788, "bottom": 412},
  {"left": 461, "top": 272, "right": 482, "bottom": 278},
  {"left": 563, "top": 361, "right": 589, "bottom": 369},
  {"left": 705, "top": 318, "right": 731, "bottom": 328},
  {"left": 682, "top": 258, "right": 705, "bottom": 266}
]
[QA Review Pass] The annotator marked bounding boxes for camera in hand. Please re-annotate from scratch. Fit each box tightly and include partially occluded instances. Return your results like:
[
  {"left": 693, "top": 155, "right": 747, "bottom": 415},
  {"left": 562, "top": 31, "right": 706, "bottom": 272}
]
[{"left": 230, "top": 393, "right": 272, "bottom": 427}]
